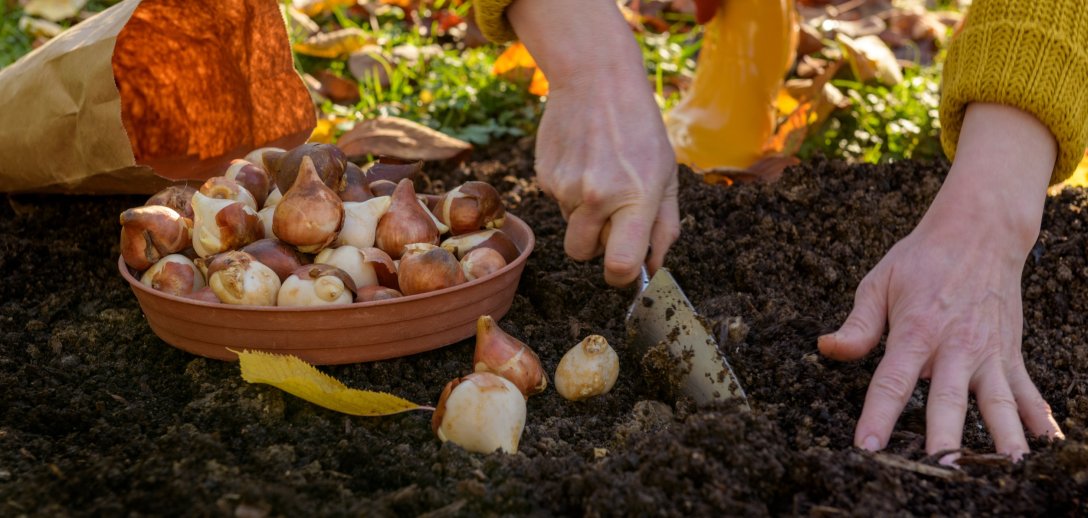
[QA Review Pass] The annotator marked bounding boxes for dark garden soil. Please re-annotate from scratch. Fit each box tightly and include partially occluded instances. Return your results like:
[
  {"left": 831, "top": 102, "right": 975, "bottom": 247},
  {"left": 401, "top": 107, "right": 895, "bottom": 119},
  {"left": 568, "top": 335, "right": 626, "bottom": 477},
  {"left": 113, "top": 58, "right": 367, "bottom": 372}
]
[{"left": 2, "top": 139, "right": 1087, "bottom": 516}]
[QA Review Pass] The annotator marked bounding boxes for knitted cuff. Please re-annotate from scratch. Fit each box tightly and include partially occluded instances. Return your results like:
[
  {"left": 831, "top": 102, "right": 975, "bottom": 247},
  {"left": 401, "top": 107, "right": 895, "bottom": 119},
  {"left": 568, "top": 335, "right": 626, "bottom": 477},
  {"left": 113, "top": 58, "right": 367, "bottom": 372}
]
[
  {"left": 939, "top": 0, "right": 1088, "bottom": 184},
  {"left": 473, "top": 0, "right": 519, "bottom": 43}
]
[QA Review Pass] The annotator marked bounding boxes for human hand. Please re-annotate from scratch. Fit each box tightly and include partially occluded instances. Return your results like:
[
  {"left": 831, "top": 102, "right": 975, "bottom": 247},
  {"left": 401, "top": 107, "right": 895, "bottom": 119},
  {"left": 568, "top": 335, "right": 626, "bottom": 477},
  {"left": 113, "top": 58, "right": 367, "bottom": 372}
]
[
  {"left": 819, "top": 103, "right": 1064, "bottom": 460},
  {"left": 507, "top": 0, "right": 680, "bottom": 287}
]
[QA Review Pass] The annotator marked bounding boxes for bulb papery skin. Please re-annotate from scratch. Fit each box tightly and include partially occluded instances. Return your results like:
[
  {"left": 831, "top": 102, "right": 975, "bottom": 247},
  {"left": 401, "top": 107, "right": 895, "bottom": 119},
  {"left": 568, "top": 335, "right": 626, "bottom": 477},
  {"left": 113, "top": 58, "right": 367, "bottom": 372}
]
[
  {"left": 207, "top": 251, "right": 281, "bottom": 306},
  {"left": 440, "top": 229, "right": 520, "bottom": 263},
  {"left": 369, "top": 180, "right": 396, "bottom": 197},
  {"left": 264, "top": 187, "right": 283, "bottom": 209},
  {"left": 337, "top": 196, "right": 391, "bottom": 248},
  {"left": 199, "top": 176, "right": 258, "bottom": 212},
  {"left": 119, "top": 205, "right": 193, "bottom": 271},
  {"left": 375, "top": 179, "right": 440, "bottom": 259},
  {"left": 140, "top": 254, "right": 204, "bottom": 296},
  {"left": 145, "top": 185, "right": 196, "bottom": 219},
  {"left": 554, "top": 335, "right": 620, "bottom": 401},
  {"left": 277, "top": 264, "right": 356, "bottom": 306},
  {"left": 355, "top": 285, "right": 403, "bottom": 303},
  {"left": 419, "top": 199, "right": 450, "bottom": 234},
  {"left": 224, "top": 159, "right": 272, "bottom": 209},
  {"left": 432, "top": 372, "right": 526, "bottom": 454},
  {"left": 338, "top": 162, "right": 374, "bottom": 202},
  {"left": 191, "top": 192, "right": 263, "bottom": 258},
  {"left": 241, "top": 238, "right": 309, "bottom": 282},
  {"left": 473, "top": 315, "right": 547, "bottom": 397},
  {"left": 461, "top": 247, "right": 507, "bottom": 281},
  {"left": 397, "top": 244, "right": 464, "bottom": 295},
  {"left": 273, "top": 155, "right": 345, "bottom": 253},
  {"left": 438, "top": 182, "right": 506, "bottom": 235}
]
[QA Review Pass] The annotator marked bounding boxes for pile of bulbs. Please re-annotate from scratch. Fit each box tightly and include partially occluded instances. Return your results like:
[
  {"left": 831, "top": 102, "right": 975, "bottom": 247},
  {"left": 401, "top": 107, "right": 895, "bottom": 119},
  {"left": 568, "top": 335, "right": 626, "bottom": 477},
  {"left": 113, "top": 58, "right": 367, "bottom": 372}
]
[
  {"left": 119, "top": 143, "right": 521, "bottom": 306},
  {"left": 433, "top": 315, "right": 621, "bottom": 454}
]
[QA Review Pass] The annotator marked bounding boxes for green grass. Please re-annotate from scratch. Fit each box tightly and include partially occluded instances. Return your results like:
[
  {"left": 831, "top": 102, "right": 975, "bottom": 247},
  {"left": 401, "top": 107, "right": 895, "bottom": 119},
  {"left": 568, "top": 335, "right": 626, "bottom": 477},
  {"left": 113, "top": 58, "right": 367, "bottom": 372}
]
[{"left": 0, "top": 3, "right": 33, "bottom": 68}]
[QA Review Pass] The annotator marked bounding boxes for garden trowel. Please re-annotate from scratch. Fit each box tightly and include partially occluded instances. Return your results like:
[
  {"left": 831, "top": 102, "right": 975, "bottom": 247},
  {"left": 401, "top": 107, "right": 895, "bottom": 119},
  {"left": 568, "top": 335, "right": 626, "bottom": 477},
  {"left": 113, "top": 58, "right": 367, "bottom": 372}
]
[{"left": 626, "top": 267, "right": 749, "bottom": 407}]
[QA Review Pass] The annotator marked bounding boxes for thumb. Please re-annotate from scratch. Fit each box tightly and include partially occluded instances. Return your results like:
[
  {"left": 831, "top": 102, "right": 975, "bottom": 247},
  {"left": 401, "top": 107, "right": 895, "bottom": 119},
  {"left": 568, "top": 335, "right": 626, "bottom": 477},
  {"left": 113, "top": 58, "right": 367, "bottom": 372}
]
[{"left": 819, "top": 275, "right": 888, "bottom": 361}]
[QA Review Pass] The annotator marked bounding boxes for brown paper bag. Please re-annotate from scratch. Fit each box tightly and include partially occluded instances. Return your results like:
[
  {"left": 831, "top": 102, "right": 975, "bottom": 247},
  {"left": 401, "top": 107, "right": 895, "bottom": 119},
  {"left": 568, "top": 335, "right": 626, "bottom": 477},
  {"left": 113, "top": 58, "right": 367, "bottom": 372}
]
[{"left": 0, "top": 0, "right": 316, "bottom": 194}]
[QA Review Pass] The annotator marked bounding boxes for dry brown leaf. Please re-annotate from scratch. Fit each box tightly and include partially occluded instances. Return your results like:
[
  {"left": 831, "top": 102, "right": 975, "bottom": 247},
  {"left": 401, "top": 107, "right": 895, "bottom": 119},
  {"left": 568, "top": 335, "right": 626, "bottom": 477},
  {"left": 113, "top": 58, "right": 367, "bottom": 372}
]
[
  {"left": 348, "top": 47, "right": 391, "bottom": 87},
  {"left": 837, "top": 33, "right": 902, "bottom": 86},
  {"left": 314, "top": 69, "right": 360, "bottom": 104},
  {"left": 337, "top": 117, "right": 472, "bottom": 161},
  {"left": 293, "top": 28, "right": 370, "bottom": 59},
  {"left": 24, "top": 0, "right": 87, "bottom": 21},
  {"left": 285, "top": 6, "right": 320, "bottom": 40}
]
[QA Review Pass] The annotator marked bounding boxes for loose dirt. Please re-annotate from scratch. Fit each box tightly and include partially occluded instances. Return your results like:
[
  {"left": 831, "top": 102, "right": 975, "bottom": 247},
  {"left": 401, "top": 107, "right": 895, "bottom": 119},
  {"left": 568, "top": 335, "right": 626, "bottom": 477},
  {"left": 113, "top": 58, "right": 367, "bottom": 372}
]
[{"left": 2, "top": 139, "right": 1086, "bottom": 516}]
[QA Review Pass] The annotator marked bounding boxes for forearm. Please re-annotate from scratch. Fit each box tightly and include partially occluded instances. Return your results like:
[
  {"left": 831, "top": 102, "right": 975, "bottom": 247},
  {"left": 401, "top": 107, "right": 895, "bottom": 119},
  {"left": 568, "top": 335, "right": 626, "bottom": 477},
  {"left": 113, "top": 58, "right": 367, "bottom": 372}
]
[
  {"left": 923, "top": 103, "right": 1056, "bottom": 252},
  {"left": 506, "top": 0, "right": 649, "bottom": 92}
]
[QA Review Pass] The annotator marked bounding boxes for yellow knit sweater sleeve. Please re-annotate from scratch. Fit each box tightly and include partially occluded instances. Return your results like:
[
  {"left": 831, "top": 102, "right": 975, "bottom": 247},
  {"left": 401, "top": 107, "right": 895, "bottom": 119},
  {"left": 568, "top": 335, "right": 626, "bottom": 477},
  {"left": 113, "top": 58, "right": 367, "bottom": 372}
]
[
  {"left": 939, "top": 0, "right": 1088, "bottom": 183},
  {"left": 474, "top": 0, "right": 519, "bottom": 43}
]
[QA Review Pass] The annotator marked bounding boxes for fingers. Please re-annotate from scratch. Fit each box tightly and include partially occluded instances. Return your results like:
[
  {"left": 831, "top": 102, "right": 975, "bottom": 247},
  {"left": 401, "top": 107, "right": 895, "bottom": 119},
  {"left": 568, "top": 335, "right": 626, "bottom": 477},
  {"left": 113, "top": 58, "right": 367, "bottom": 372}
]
[
  {"left": 1008, "top": 361, "right": 1064, "bottom": 440},
  {"left": 564, "top": 205, "right": 607, "bottom": 262},
  {"left": 972, "top": 363, "right": 1029, "bottom": 459},
  {"left": 923, "top": 350, "right": 971, "bottom": 456},
  {"left": 601, "top": 204, "right": 655, "bottom": 287},
  {"left": 646, "top": 190, "right": 680, "bottom": 274},
  {"left": 853, "top": 327, "right": 930, "bottom": 451},
  {"left": 819, "top": 274, "right": 889, "bottom": 361}
]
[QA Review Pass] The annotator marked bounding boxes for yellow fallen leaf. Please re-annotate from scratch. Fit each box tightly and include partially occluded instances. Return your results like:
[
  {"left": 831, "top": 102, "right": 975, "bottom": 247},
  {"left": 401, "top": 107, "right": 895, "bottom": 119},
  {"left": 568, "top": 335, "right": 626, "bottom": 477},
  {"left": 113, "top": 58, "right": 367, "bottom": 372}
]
[
  {"left": 24, "top": 0, "right": 87, "bottom": 22},
  {"left": 493, "top": 42, "right": 549, "bottom": 96},
  {"left": 293, "top": 28, "right": 370, "bottom": 59},
  {"left": 1050, "top": 150, "right": 1088, "bottom": 194},
  {"left": 235, "top": 350, "right": 432, "bottom": 416},
  {"left": 18, "top": 16, "right": 64, "bottom": 39},
  {"left": 292, "top": 0, "right": 356, "bottom": 17},
  {"left": 837, "top": 34, "right": 903, "bottom": 86}
]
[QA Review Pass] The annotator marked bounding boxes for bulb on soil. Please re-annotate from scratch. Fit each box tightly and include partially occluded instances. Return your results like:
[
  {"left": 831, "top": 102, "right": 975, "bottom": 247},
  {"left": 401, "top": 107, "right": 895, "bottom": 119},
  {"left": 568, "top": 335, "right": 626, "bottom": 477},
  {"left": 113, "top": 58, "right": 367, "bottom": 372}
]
[
  {"left": 554, "top": 335, "right": 620, "bottom": 401},
  {"left": 432, "top": 372, "right": 526, "bottom": 454}
]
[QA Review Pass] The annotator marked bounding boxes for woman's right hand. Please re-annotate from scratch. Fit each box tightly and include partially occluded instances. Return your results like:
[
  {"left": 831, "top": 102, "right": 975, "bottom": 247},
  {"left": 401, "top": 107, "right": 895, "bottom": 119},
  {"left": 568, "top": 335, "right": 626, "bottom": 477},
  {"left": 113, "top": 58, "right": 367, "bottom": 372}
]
[{"left": 508, "top": 0, "right": 680, "bottom": 287}]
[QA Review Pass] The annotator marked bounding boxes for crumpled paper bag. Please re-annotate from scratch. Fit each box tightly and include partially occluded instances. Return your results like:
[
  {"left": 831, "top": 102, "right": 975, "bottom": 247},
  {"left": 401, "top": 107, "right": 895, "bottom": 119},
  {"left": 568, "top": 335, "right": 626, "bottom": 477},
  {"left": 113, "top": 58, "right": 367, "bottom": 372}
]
[{"left": 0, "top": 0, "right": 316, "bottom": 194}]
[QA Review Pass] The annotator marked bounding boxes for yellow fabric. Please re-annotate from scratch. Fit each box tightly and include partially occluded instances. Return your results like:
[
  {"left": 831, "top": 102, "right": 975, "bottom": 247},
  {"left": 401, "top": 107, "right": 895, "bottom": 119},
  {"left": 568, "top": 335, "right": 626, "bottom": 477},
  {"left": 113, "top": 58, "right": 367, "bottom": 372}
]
[
  {"left": 474, "top": 0, "right": 518, "bottom": 43},
  {"left": 940, "top": 0, "right": 1088, "bottom": 184}
]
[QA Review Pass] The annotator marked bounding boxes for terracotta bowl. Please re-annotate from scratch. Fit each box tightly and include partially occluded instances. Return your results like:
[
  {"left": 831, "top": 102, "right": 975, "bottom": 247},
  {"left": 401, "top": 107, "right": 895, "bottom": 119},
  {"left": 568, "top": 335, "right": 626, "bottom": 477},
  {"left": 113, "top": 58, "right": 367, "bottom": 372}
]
[{"left": 119, "top": 214, "right": 535, "bottom": 365}]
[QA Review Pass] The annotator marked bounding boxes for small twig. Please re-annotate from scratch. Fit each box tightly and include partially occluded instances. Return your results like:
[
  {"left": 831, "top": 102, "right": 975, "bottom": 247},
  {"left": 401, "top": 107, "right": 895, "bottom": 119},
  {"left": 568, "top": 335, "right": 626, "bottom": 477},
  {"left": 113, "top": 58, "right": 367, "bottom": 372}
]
[{"left": 871, "top": 452, "right": 967, "bottom": 481}]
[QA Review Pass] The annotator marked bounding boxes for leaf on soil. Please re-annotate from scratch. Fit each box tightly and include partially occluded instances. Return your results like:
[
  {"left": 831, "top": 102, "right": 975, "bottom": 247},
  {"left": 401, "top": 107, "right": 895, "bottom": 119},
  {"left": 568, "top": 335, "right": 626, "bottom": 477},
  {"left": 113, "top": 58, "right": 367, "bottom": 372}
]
[
  {"left": 837, "top": 33, "right": 903, "bottom": 86},
  {"left": 235, "top": 350, "right": 432, "bottom": 416},
  {"left": 492, "top": 42, "right": 549, "bottom": 96},
  {"left": 293, "top": 28, "right": 371, "bottom": 59},
  {"left": 337, "top": 116, "right": 473, "bottom": 161},
  {"left": 24, "top": 0, "right": 87, "bottom": 22},
  {"left": 285, "top": 6, "right": 320, "bottom": 40},
  {"left": 348, "top": 47, "right": 391, "bottom": 86}
]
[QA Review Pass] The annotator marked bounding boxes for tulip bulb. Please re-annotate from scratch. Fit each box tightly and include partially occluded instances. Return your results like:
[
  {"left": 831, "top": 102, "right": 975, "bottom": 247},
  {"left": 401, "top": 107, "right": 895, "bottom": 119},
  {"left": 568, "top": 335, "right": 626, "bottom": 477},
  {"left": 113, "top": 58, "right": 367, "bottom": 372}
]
[
  {"left": 224, "top": 159, "right": 272, "bottom": 209},
  {"left": 336, "top": 196, "right": 391, "bottom": 248},
  {"left": 244, "top": 146, "right": 286, "bottom": 176},
  {"left": 258, "top": 206, "right": 275, "bottom": 241},
  {"left": 314, "top": 245, "right": 398, "bottom": 290},
  {"left": 191, "top": 191, "right": 263, "bottom": 257},
  {"left": 440, "top": 229, "right": 520, "bottom": 263},
  {"left": 369, "top": 180, "right": 396, "bottom": 197},
  {"left": 207, "top": 251, "right": 281, "bottom": 306},
  {"left": 273, "top": 156, "right": 344, "bottom": 253},
  {"left": 374, "top": 179, "right": 440, "bottom": 259},
  {"left": 461, "top": 247, "right": 507, "bottom": 281},
  {"left": 419, "top": 199, "right": 450, "bottom": 234},
  {"left": 277, "top": 264, "right": 356, "bottom": 307},
  {"left": 145, "top": 185, "right": 196, "bottom": 219},
  {"left": 274, "top": 143, "right": 346, "bottom": 193},
  {"left": 183, "top": 286, "right": 221, "bottom": 303},
  {"left": 355, "top": 285, "right": 403, "bottom": 303},
  {"left": 199, "top": 176, "right": 258, "bottom": 211},
  {"left": 264, "top": 187, "right": 283, "bottom": 209},
  {"left": 554, "top": 335, "right": 620, "bottom": 401},
  {"left": 241, "top": 238, "right": 309, "bottom": 281},
  {"left": 473, "top": 315, "right": 547, "bottom": 397},
  {"left": 140, "top": 254, "right": 204, "bottom": 296},
  {"left": 364, "top": 156, "right": 422, "bottom": 185},
  {"left": 120, "top": 205, "right": 193, "bottom": 271},
  {"left": 338, "top": 162, "right": 374, "bottom": 202},
  {"left": 432, "top": 372, "right": 526, "bottom": 454},
  {"left": 397, "top": 244, "right": 464, "bottom": 295},
  {"left": 437, "top": 181, "right": 506, "bottom": 235}
]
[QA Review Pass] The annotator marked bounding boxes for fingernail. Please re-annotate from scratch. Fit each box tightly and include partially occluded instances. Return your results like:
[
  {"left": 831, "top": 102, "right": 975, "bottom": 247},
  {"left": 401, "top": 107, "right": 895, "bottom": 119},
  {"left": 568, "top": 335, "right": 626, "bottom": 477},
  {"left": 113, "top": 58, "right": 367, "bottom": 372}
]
[
  {"left": 938, "top": 452, "right": 961, "bottom": 467},
  {"left": 862, "top": 435, "right": 881, "bottom": 451}
]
